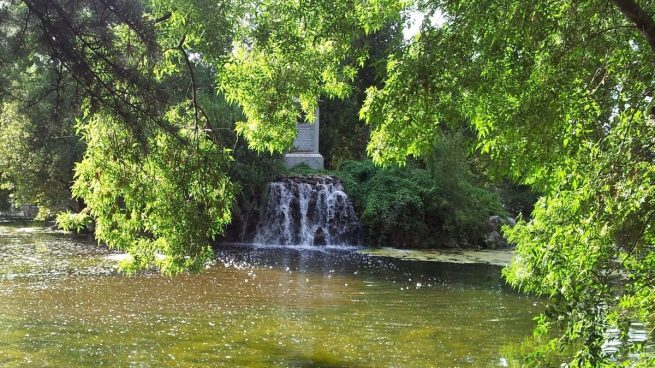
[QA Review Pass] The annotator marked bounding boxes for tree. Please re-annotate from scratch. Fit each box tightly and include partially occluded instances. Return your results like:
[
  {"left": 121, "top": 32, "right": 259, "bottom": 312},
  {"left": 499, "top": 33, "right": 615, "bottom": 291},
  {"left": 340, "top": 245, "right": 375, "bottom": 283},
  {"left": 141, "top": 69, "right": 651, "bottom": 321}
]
[
  {"left": 0, "top": 3, "right": 84, "bottom": 216},
  {"left": 319, "top": 21, "right": 404, "bottom": 169},
  {"left": 0, "top": 0, "right": 405, "bottom": 273},
  {"left": 219, "top": 0, "right": 655, "bottom": 365},
  {"left": 217, "top": 0, "right": 404, "bottom": 153},
  {"left": 358, "top": 1, "right": 655, "bottom": 366},
  {"left": 1, "top": 0, "right": 652, "bottom": 363},
  {"left": 1, "top": 0, "right": 239, "bottom": 274}
]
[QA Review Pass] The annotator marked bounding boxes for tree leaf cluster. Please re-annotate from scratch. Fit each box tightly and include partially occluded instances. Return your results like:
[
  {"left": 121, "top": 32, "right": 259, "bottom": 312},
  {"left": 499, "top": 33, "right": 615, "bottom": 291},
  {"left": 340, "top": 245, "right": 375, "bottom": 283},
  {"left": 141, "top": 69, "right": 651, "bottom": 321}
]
[{"left": 359, "top": 0, "right": 655, "bottom": 365}]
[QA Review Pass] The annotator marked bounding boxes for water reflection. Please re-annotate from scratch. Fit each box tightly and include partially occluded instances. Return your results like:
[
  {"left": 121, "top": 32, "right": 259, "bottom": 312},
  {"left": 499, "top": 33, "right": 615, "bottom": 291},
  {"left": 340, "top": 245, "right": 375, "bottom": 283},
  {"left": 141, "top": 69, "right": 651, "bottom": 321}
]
[{"left": 1, "top": 223, "right": 542, "bottom": 367}]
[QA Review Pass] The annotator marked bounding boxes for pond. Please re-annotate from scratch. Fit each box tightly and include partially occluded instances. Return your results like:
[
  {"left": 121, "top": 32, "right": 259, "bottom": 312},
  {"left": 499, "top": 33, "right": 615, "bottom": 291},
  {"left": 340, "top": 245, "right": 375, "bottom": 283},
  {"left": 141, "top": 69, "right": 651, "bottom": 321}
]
[{"left": 0, "top": 222, "right": 542, "bottom": 367}]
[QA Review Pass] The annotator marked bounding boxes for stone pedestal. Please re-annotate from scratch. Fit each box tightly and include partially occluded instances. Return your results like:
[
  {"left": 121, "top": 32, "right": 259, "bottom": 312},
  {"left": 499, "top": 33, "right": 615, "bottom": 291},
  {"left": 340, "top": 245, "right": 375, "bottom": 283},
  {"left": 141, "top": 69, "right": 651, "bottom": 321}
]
[
  {"left": 283, "top": 152, "right": 324, "bottom": 169},
  {"left": 284, "top": 108, "right": 324, "bottom": 169}
]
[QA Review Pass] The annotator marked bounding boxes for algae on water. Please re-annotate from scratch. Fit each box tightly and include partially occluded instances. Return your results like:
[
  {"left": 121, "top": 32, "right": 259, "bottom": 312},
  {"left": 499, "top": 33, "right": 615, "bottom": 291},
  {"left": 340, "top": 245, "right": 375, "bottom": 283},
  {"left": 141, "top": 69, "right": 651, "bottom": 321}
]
[{"left": 357, "top": 247, "right": 514, "bottom": 266}]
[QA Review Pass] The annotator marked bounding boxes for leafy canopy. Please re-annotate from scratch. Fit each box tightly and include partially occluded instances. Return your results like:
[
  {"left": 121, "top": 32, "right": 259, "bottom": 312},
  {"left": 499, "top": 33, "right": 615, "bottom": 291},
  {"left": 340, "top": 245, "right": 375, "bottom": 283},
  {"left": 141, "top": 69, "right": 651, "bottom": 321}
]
[
  {"left": 219, "top": 0, "right": 404, "bottom": 153},
  {"left": 1, "top": 0, "right": 240, "bottom": 273},
  {"left": 0, "top": 0, "right": 404, "bottom": 273},
  {"left": 359, "top": 0, "right": 655, "bottom": 366},
  {"left": 0, "top": 6, "right": 84, "bottom": 215},
  {"left": 2, "top": 0, "right": 654, "bottom": 363}
]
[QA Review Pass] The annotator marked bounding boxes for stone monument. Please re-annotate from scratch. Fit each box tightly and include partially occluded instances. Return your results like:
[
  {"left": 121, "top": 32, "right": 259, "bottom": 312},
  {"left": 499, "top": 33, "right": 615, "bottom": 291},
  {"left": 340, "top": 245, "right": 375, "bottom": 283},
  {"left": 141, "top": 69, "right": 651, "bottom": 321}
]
[{"left": 283, "top": 108, "right": 324, "bottom": 169}]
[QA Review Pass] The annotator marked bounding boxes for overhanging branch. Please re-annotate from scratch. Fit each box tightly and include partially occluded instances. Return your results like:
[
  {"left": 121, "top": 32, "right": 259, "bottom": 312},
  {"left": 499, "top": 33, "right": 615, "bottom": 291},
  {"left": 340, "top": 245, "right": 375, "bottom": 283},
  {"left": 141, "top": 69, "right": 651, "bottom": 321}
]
[{"left": 611, "top": 0, "right": 655, "bottom": 58}]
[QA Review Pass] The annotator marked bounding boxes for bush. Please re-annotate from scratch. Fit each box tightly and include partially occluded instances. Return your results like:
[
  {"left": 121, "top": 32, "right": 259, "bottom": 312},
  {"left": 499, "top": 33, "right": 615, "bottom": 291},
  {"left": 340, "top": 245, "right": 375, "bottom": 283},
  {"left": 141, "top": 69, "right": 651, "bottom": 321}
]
[
  {"left": 338, "top": 160, "right": 434, "bottom": 246},
  {"left": 56, "top": 210, "right": 93, "bottom": 233},
  {"left": 337, "top": 134, "right": 506, "bottom": 248}
]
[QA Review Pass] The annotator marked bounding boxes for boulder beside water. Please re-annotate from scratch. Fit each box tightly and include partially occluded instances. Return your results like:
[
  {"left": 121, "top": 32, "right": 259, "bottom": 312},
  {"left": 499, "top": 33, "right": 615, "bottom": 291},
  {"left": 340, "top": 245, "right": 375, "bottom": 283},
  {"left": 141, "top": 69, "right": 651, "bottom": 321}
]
[{"left": 482, "top": 215, "right": 515, "bottom": 249}]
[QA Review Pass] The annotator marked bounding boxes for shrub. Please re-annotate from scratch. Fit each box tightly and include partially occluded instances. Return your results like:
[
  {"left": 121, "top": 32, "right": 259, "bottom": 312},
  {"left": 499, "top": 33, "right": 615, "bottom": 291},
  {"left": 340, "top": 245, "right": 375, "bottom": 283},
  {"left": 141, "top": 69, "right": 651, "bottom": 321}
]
[
  {"left": 56, "top": 210, "right": 93, "bottom": 233},
  {"left": 338, "top": 134, "right": 505, "bottom": 248},
  {"left": 339, "top": 160, "right": 434, "bottom": 246}
]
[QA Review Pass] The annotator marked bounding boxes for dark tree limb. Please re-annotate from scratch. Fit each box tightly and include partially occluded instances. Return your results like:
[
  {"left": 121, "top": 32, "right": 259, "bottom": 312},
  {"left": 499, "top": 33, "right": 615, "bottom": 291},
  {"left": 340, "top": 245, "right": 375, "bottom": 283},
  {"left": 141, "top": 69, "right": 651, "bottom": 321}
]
[
  {"left": 611, "top": 0, "right": 655, "bottom": 120},
  {"left": 176, "top": 35, "right": 217, "bottom": 136},
  {"left": 611, "top": 0, "right": 655, "bottom": 57},
  {"left": 22, "top": 0, "right": 188, "bottom": 146}
]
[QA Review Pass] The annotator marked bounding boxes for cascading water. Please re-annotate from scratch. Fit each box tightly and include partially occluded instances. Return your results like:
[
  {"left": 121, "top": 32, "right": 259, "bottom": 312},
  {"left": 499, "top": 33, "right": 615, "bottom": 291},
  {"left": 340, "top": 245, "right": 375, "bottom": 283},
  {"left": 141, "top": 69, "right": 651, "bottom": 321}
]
[{"left": 251, "top": 176, "right": 360, "bottom": 246}]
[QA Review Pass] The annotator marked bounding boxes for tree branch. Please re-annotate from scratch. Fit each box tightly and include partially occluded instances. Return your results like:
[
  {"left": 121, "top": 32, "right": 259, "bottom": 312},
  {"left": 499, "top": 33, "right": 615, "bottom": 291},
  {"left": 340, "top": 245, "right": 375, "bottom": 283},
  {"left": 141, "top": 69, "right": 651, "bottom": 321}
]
[
  {"left": 176, "top": 38, "right": 216, "bottom": 135},
  {"left": 23, "top": 0, "right": 188, "bottom": 146},
  {"left": 611, "top": 0, "right": 655, "bottom": 58}
]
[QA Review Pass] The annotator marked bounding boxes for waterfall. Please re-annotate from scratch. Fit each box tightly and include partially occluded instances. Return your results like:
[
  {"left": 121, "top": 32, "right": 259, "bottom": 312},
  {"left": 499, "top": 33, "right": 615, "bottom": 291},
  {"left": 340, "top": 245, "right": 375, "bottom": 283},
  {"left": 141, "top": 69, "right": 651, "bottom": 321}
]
[{"left": 251, "top": 176, "right": 360, "bottom": 246}]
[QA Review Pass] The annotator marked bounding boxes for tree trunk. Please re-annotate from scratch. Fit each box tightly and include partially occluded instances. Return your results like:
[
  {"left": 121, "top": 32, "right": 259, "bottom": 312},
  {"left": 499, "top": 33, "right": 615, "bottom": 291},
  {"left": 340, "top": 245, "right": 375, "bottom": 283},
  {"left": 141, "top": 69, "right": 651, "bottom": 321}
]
[{"left": 611, "top": 0, "right": 655, "bottom": 58}]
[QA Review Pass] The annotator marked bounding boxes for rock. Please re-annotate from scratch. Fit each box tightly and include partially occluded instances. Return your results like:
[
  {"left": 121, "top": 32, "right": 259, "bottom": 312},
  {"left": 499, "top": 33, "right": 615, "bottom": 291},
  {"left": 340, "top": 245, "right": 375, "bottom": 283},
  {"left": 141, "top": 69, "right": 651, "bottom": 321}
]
[
  {"left": 313, "top": 227, "right": 326, "bottom": 246},
  {"left": 483, "top": 215, "right": 510, "bottom": 249},
  {"left": 487, "top": 215, "right": 502, "bottom": 230},
  {"left": 483, "top": 231, "right": 507, "bottom": 249},
  {"left": 505, "top": 216, "right": 516, "bottom": 227}
]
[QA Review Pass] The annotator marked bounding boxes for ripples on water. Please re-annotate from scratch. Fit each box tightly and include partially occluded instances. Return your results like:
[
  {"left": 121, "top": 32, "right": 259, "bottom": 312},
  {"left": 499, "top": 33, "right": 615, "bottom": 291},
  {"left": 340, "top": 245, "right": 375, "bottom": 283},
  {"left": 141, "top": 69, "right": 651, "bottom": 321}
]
[{"left": 1, "top": 222, "right": 546, "bottom": 367}]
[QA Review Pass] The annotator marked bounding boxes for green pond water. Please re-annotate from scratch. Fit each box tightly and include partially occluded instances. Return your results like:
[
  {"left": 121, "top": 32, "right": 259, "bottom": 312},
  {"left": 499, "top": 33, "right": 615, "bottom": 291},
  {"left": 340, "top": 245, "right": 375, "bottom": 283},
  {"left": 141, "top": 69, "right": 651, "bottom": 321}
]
[{"left": 0, "top": 222, "right": 543, "bottom": 367}]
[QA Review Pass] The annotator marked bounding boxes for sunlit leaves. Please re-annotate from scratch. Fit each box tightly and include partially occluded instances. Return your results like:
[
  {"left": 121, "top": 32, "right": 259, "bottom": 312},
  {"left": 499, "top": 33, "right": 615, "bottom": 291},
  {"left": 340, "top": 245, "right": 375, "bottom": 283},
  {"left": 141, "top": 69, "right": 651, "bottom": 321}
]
[
  {"left": 218, "top": 0, "right": 403, "bottom": 153},
  {"left": 359, "top": 0, "right": 655, "bottom": 365},
  {"left": 73, "top": 103, "right": 234, "bottom": 275}
]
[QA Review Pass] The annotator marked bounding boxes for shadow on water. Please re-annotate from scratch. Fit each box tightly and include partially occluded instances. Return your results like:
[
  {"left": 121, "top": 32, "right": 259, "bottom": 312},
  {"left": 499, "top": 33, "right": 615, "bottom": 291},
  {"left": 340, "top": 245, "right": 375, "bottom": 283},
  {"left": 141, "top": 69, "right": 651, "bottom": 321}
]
[
  {"left": 289, "top": 357, "right": 360, "bottom": 368},
  {"left": 215, "top": 243, "right": 512, "bottom": 290}
]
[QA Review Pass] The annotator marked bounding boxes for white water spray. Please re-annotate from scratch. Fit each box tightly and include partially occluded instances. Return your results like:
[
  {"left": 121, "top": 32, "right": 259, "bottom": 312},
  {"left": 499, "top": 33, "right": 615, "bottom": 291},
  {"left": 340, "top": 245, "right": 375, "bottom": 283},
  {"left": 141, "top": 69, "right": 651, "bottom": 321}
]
[{"left": 252, "top": 176, "right": 360, "bottom": 246}]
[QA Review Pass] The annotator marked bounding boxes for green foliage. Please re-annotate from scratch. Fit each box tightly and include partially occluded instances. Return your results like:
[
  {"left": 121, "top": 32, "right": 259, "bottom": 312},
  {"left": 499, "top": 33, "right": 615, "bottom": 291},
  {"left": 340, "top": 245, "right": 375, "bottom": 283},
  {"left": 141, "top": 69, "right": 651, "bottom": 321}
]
[
  {"left": 319, "top": 96, "right": 370, "bottom": 169},
  {"left": 495, "top": 182, "right": 540, "bottom": 218},
  {"left": 426, "top": 133, "right": 506, "bottom": 238},
  {"left": 319, "top": 21, "right": 404, "bottom": 169},
  {"left": 73, "top": 104, "right": 234, "bottom": 275},
  {"left": 225, "top": 148, "right": 285, "bottom": 240},
  {"left": 338, "top": 137, "right": 505, "bottom": 248},
  {"left": 339, "top": 160, "right": 433, "bottom": 246},
  {"left": 503, "top": 111, "right": 655, "bottom": 365},
  {"left": 0, "top": 65, "right": 84, "bottom": 214},
  {"left": 56, "top": 210, "right": 93, "bottom": 233},
  {"left": 0, "top": 0, "right": 406, "bottom": 273},
  {"left": 219, "top": 0, "right": 404, "bottom": 154},
  {"left": 0, "top": 0, "right": 240, "bottom": 274},
  {"left": 359, "top": 1, "right": 655, "bottom": 365},
  {"left": 284, "top": 163, "right": 331, "bottom": 177}
]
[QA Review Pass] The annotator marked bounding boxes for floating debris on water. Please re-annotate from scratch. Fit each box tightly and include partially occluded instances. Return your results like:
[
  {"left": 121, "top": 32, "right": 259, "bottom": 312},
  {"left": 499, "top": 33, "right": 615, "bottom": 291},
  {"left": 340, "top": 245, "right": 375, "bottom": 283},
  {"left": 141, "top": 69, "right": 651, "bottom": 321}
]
[{"left": 358, "top": 247, "right": 514, "bottom": 266}]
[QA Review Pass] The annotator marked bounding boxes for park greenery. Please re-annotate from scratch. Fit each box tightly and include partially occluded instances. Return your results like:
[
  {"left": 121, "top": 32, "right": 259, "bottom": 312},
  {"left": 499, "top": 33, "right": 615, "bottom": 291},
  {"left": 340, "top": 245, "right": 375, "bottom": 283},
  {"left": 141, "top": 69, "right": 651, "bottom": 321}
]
[
  {"left": 337, "top": 135, "right": 506, "bottom": 248},
  {"left": 0, "top": 0, "right": 654, "bottom": 365}
]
